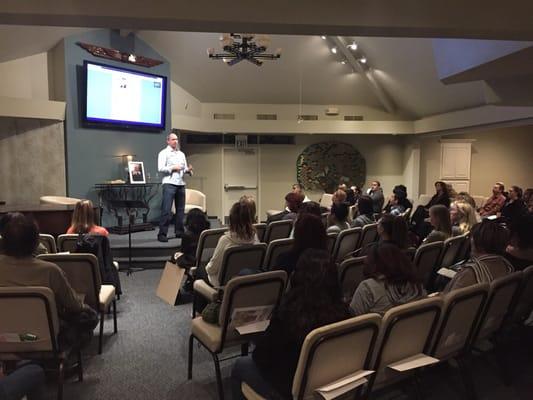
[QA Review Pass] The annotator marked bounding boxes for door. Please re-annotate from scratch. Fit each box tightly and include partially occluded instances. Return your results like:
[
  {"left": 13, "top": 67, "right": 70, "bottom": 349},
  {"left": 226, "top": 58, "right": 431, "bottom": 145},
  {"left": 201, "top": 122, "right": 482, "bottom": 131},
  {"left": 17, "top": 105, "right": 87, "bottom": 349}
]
[{"left": 222, "top": 148, "right": 259, "bottom": 224}]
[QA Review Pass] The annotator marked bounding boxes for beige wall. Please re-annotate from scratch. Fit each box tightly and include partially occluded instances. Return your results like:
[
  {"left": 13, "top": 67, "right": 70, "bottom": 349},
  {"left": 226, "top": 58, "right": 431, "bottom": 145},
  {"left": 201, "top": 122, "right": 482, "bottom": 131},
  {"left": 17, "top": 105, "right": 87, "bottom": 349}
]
[
  {"left": 0, "top": 53, "right": 49, "bottom": 100},
  {"left": 417, "top": 125, "right": 533, "bottom": 196}
]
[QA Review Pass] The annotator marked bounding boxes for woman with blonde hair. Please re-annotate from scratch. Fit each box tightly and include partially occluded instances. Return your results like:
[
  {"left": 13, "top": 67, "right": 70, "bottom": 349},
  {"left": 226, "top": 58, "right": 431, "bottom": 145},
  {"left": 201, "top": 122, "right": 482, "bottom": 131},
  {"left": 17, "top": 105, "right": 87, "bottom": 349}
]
[
  {"left": 450, "top": 201, "right": 477, "bottom": 236},
  {"left": 425, "top": 204, "right": 452, "bottom": 243},
  {"left": 67, "top": 200, "right": 109, "bottom": 236}
]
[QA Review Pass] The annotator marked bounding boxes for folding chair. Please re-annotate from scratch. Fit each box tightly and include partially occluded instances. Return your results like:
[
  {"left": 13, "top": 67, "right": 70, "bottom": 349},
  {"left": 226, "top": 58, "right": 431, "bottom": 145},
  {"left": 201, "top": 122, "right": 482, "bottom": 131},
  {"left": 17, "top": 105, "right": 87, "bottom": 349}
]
[
  {"left": 263, "top": 238, "right": 294, "bottom": 270},
  {"left": 338, "top": 256, "right": 367, "bottom": 301},
  {"left": 331, "top": 227, "right": 362, "bottom": 263},
  {"left": 39, "top": 233, "right": 57, "bottom": 253},
  {"left": 253, "top": 223, "right": 267, "bottom": 242},
  {"left": 263, "top": 220, "right": 293, "bottom": 243},
  {"left": 358, "top": 223, "right": 379, "bottom": 249},
  {"left": 439, "top": 235, "right": 467, "bottom": 268},
  {"left": 189, "top": 227, "right": 228, "bottom": 278},
  {"left": 57, "top": 234, "right": 79, "bottom": 252},
  {"left": 413, "top": 241, "right": 443, "bottom": 290}
]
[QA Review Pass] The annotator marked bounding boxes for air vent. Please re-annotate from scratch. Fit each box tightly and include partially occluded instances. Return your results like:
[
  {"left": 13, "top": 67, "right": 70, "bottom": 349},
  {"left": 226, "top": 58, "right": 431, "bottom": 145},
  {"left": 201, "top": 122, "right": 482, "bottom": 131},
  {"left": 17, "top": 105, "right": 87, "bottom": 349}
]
[
  {"left": 213, "top": 113, "right": 235, "bottom": 120},
  {"left": 256, "top": 114, "right": 277, "bottom": 120},
  {"left": 299, "top": 114, "right": 319, "bottom": 121},
  {"left": 344, "top": 115, "right": 364, "bottom": 121}
]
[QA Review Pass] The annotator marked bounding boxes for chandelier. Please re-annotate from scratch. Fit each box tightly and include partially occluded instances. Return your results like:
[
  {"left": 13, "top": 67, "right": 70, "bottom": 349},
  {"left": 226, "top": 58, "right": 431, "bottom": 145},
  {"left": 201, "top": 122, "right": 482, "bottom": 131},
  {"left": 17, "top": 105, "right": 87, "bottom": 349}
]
[{"left": 207, "top": 34, "right": 281, "bottom": 66}]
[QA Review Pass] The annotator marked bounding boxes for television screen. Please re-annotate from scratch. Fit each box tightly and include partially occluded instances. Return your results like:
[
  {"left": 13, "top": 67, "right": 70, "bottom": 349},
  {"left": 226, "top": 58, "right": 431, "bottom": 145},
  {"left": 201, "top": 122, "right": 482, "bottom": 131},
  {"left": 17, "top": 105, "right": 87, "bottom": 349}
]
[{"left": 84, "top": 61, "right": 166, "bottom": 130}]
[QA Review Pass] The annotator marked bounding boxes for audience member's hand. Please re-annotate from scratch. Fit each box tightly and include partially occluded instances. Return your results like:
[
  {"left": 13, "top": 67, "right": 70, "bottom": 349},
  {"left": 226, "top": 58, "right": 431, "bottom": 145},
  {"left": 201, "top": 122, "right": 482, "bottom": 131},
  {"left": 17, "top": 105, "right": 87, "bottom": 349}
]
[{"left": 172, "top": 164, "right": 182, "bottom": 172}]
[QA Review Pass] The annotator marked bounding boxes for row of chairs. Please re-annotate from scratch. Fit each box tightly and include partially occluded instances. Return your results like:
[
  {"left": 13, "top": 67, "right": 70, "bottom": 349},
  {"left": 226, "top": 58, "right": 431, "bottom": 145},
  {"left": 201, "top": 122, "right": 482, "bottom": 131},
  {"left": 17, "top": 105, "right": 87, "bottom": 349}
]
[
  {"left": 187, "top": 266, "right": 533, "bottom": 400},
  {"left": 38, "top": 233, "right": 97, "bottom": 254}
]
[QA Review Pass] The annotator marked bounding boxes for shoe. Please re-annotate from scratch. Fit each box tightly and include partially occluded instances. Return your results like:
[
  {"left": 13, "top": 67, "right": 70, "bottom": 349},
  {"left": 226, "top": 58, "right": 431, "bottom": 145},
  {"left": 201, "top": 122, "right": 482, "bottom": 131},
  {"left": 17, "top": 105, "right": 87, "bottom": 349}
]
[
  {"left": 157, "top": 234, "right": 168, "bottom": 243},
  {"left": 175, "top": 232, "right": 184, "bottom": 239}
]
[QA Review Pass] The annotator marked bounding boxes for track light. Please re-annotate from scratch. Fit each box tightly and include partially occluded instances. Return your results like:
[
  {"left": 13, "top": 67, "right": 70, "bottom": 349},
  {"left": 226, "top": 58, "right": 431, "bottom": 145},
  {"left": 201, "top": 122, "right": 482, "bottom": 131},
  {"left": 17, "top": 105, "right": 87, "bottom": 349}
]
[
  {"left": 321, "top": 35, "right": 326, "bottom": 40},
  {"left": 359, "top": 57, "right": 367, "bottom": 64},
  {"left": 347, "top": 41, "right": 358, "bottom": 51},
  {"left": 331, "top": 47, "right": 337, "bottom": 54}
]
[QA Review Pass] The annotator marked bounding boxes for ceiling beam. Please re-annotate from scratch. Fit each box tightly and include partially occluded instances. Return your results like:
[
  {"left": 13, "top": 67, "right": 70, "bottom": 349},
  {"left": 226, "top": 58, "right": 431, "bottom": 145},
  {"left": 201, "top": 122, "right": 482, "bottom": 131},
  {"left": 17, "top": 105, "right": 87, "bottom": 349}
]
[
  {"left": 1, "top": 0, "right": 533, "bottom": 40},
  {"left": 331, "top": 36, "right": 396, "bottom": 114}
]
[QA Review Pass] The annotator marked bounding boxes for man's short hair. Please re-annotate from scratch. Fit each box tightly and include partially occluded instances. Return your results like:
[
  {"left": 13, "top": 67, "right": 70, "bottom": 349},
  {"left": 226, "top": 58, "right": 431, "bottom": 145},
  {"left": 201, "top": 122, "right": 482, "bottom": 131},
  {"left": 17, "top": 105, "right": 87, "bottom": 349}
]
[
  {"left": 2, "top": 213, "right": 39, "bottom": 257},
  {"left": 495, "top": 182, "right": 505, "bottom": 192},
  {"left": 471, "top": 220, "right": 509, "bottom": 255},
  {"left": 167, "top": 132, "right": 178, "bottom": 140},
  {"left": 372, "top": 180, "right": 381, "bottom": 187},
  {"left": 292, "top": 183, "right": 303, "bottom": 191}
]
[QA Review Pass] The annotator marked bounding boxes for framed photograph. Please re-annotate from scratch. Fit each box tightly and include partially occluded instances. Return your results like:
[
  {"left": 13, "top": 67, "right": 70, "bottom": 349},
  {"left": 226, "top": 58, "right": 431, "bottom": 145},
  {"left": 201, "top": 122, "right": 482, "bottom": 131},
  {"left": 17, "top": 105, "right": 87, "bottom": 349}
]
[{"left": 128, "top": 161, "right": 146, "bottom": 184}]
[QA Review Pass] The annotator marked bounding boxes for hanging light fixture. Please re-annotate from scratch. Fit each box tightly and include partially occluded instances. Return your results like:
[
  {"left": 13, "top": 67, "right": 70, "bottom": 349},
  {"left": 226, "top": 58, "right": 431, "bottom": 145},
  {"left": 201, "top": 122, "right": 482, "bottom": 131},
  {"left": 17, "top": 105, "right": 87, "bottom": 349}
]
[{"left": 207, "top": 33, "right": 281, "bottom": 66}]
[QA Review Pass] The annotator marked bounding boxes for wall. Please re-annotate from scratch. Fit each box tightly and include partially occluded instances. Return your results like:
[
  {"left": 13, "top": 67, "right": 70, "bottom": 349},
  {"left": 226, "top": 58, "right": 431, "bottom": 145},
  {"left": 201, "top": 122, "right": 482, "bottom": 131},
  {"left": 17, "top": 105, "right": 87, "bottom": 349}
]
[
  {"left": 417, "top": 125, "right": 533, "bottom": 195},
  {"left": 0, "top": 53, "right": 49, "bottom": 100}
]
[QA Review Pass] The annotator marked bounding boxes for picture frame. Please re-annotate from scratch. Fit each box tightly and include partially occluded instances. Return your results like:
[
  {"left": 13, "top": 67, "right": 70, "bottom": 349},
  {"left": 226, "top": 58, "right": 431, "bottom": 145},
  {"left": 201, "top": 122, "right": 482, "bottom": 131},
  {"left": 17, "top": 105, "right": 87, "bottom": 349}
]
[{"left": 128, "top": 161, "right": 146, "bottom": 184}]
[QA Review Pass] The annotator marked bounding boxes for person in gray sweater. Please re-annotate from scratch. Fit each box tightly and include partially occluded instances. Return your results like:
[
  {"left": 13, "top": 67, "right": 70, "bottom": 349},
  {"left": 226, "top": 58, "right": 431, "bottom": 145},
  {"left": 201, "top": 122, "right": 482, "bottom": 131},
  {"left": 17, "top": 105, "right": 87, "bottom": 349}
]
[{"left": 350, "top": 242, "right": 426, "bottom": 315}]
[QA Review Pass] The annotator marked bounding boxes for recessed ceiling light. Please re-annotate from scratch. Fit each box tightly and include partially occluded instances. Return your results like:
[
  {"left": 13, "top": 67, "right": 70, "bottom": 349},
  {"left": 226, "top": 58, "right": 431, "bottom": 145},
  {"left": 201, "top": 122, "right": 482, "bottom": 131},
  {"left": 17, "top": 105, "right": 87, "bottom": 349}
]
[
  {"left": 341, "top": 60, "right": 346, "bottom": 65},
  {"left": 347, "top": 42, "right": 358, "bottom": 51},
  {"left": 359, "top": 57, "right": 367, "bottom": 64},
  {"left": 331, "top": 47, "right": 337, "bottom": 54},
  {"left": 320, "top": 35, "right": 327, "bottom": 40}
]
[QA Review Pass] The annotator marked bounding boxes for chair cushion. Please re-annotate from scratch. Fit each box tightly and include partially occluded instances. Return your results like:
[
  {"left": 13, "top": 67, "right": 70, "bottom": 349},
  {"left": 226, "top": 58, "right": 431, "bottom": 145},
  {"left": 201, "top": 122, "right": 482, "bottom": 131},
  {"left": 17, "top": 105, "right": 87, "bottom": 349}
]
[
  {"left": 193, "top": 280, "right": 218, "bottom": 302},
  {"left": 99, "top": 285, "right": 116, "bottom": 310},
  {"left": 191, "top": 317, "right": 223, "bottom": 353},
  {"left": 241, "top": 382, "right": 266, "bottom": 400}
]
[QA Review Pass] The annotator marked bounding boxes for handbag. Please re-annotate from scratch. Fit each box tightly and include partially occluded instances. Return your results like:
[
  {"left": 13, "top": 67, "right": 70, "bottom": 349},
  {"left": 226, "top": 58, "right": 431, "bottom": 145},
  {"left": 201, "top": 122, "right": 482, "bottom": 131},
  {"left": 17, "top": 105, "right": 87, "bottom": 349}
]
[{"left": 201, "top": 301, "right": 221, "bottom": 325}]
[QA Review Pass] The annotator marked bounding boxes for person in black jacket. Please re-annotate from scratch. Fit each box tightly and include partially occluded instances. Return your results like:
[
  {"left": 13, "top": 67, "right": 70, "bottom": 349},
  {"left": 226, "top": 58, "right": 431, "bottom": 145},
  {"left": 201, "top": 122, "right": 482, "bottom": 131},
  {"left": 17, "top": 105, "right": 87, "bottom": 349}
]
[
  {"left": 411, "top": 181, "right": 451, "bottom": 240},
  {"left": 500, "top": 186, "right": 527, "bottom": 226},
  {"left": 231, "top": 249, "right": 351, "bottom": 399},
  {"left": 175, "top": 208, "right": 210, "bottom": 269}
]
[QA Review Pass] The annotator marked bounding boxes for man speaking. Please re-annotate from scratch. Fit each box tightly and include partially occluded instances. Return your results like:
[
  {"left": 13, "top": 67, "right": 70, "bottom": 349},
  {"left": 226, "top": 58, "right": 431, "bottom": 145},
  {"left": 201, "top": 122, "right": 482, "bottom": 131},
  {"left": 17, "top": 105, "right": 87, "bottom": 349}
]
[{"left": 157, "top": 132, "right": 193, "bottom": 242}]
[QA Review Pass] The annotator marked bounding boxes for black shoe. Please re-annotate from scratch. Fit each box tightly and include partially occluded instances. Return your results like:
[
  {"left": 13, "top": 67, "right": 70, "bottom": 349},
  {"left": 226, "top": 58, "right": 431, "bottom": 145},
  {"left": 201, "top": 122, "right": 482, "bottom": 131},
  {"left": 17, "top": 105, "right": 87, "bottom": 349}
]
[
  {"left": 157, "top": 234, "right": 168, "bottom": 243},
  {"left": 175, "top": 232, "right": 184, "bottom": 239}
]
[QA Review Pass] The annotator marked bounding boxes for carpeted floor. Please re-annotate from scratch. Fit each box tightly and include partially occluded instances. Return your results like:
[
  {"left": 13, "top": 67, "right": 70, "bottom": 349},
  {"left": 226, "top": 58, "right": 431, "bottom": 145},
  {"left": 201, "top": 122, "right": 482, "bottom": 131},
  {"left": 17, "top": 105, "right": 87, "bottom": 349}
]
[{"left": 44, "top": 269, "right": 533, "bottom": 400}]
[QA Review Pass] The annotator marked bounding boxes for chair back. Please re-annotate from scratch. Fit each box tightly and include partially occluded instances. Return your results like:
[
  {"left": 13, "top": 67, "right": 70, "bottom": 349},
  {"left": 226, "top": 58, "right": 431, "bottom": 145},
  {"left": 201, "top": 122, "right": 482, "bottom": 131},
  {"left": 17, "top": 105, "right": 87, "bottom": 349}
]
[
  {"left": 338, "top": 257, "right": 366, "bottom": 301},
  {"left": 195, "top": 228, "right": 228, "bottom": 268},
  {"left": 440, "top": 235, "right": 467, "bottom": 268},
  {"left": 326, "top": 232, "right": 337, "bottom": 254},
  {"left": 321, "top": 213, "right": 329, "bottom": 227},
  {"left": 332, "top": 228, "right": 362, "bottom": 263},
  {"left": 264, "top": 238, "right": 294, "bottom": 270},
  {"left": 431, "top": 283, "right": 489, "bottom": 360},
  {"left": 370, "top": 297, "right": 442, "bottom": 389},
  {"left": 219, "top": 271, "right": 287, "bottom": 346},
  {"left": 413, "top": 241, "right": 443, "bottom": 288},
  {"left": 473, "top": 272, "right": 523, "bottom": 343},
  {"left": 38, "top": 234, "right": 57, "bottom": 253},
  {"left": 455, "top": 233, "right": 471, "bottom": 264},
  {"left": 349, "top": 205, "right": 357, "bottom": 220},
  {"left": 359, "top": 223, "right": 378, "bottom": 249},
  {"left": 185, "top": 189, "right": 207, "bottom": 212},
  {"left": 511, "top": 265, "right": 533, "bottom": 323},
  {"left": 0, "top": 286, "right": 59, "bottom": 353},
  {"left": 292, "top": 314, "right": 382, "bottom": 400},
  {"left": 264, "top": 220, "right": 292, "bottom": 243},
  {"left": 219, "top": 244, "right": 267, "bottom": 286},
  {"left": 38, "top": 253, "right": 101, "bottom": 311},
  {"left": 401, "top": 208, "right": 412, "bottom": 221},
  {"left": 57, "top": 234, "right": 79, "bottom": 252},
  {"left": 253, "top": 223, "right": 267, "bottom": 242}
]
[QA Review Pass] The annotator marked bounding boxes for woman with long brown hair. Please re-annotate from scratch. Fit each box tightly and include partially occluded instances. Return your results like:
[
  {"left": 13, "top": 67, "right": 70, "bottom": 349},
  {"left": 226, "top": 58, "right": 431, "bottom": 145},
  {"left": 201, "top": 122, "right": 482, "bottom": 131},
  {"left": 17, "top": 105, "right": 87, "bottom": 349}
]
[{"left": 67, "top": 199, "right": 108, "bottom": 236}]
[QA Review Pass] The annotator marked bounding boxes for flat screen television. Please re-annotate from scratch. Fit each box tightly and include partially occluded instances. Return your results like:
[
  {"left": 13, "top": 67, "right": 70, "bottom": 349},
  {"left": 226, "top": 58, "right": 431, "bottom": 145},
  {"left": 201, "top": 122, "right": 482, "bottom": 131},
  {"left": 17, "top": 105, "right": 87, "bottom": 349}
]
[{"left": 83, "top": 61, "right": 167, "bottom": 130}]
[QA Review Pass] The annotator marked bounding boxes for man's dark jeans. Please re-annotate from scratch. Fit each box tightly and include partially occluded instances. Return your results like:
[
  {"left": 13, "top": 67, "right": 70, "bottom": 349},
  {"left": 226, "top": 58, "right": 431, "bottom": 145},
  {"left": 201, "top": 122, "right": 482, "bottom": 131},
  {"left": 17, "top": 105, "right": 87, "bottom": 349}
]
[{"left": 159, "top": 183, "right": 185, "bottom": 237}]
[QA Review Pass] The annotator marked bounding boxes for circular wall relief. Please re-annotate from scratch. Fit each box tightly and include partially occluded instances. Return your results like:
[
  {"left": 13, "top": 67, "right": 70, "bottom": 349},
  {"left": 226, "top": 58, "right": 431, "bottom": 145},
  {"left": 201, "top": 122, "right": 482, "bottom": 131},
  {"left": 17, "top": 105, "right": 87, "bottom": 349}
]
[{"left": 296, "top": 142, "right": 366, "bottom": 193}]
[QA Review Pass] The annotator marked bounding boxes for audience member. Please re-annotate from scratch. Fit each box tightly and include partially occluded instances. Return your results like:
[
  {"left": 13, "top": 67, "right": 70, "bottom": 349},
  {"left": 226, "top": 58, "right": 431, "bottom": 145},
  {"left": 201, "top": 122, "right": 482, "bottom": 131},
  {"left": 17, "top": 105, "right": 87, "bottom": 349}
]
[
  {"left": 383, "top": 193, "right": 406, "bottom": 216},
  {"left": 291, "top": 183, "right": 311, "bottom": 203},
  {"left": 0, "top": 214, "right": 47, "bottom": 256},
  {"left": 356, "top": 214, "right": 409, "bottom": 257},
  {"left": 282, "top": 192, "right": 304, "bottom": 221},
  {"left": 174, "top": 208, "right": 210, "bottom": 269},
  {"left": 500, "top": 185, "right": 527, "bottom": 226},
  {"left": 450, "top": 201, "right": 477, "bottom": 236},
  {"left": 231, "top": 249, "right": 350, "bottom": 399},
  {"left": 425, "top": 205, "right": 452, "bottom": 243},
  {"left": 350, "top": 242, "right": 425, "bottom": 315},
  {"left": 332, "top": 189, "right": 347, "bottom": 206},
  {"left": 351, "top": 196, "right": 376, "bottom": 228},
  {"left": 444, "top": 221, "right": 514, "bottom": 292},
  {"left": 338, "top": 183, "right": 356, "bottom": 205},
  {"left": 523, "top": 188, "right": 533, "bottom": 214},
  {"left": 326, "top": 202, "right": 350, "bottom": 233},
  {"left": 0, "top": 362, "right": 45, "bottom": 400},
  {"left": 0, "top": 213, "right": 98, "bottom": 346},
  {"left": 505, "top": 215, "right": 533, "bottom": 270},
  {"left": 275, "top": 214, "right": 327, "bottom": 276},
  {"left": 392, "top": 184, "right": 413, "bottom": 209},
  {"left": 479, "top": 182, "right": 506, "bottom": 217},
  {"left": 67, "top": 199, "right": 109, "bottom": 236},
  {"left": 455, "top": 192, "right": 477, "bottom": 209},
  {"left": 297, "top": 201, "right": 321, "bottom": 218},
  {"left": 351, "top": 185, "right": 363, "bottom": 203},
  {"left": 366, "top": 181, "right": 384, "bottom": 213},
  {"left": 410, "top": 181, "right": 451, "bottom": 239},
  {"left": 198, "top": 200, "right": 259, "bottom": 287}
]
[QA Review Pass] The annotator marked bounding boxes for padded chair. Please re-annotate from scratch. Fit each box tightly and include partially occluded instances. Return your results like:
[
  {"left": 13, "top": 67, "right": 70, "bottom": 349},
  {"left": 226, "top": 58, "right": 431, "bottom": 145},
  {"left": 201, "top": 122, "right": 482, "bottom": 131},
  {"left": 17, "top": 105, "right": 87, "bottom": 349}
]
[
  {"left": 253, "top": 223, "right": 267, "bottom": 242},
  {"left": 331, "top": 227, "right": 362, "bottom": 263},
  {"left": 189, "top": 227, "right": 228, "bottom": 278},
  {"left": 366, "top": 297, "right": 443, "bottom": 395},
  {"left": 510, "top": 265, "right": 533, "bottom": 324},
  {"left": 185, "top": 189, "right": 207, "bottom": 213},
  {"left": 57, "top": 234, "right": 79, "bottom": 252},
  {"left": 455, "top": 233, "right": 471, "bottom": 264},
  {"left": 40, "top": 196, "right": 81, "bottom": 206},
  {"left": 263, "top": 220, "right": 292, "bottom": 243},
  {"left": 326, "top": 232, "right": 338, "bottom": 254},
  {"left": 263, "top": 238, "right": 294, "bottom": 270},
  {"left": 37, "top": 253, "right": 117, "bottom": 355},
  {"left": 242, "top": 314, "right": 382, "bottom": 400},
  {"left": 319, "top": 193, "right": 333, "bottom": 209},
  {"left": 0, "top": 286, "right": 82, "bottom": 400},
  {"left": 413, "top": 241, "right": 443, "bottom": 289},
  {"left": 472, "top": 195, "right": 488, "bottom": 209},
  {"left": 400, "top": 208, "right": 412, "bottom": 222},
  {"left": 39, "top": 233, "right": 57, "bottom": 253},
  {"left": 439, "top": 235, "right": 467, "bottom": 268},
  {"left": 338, "top": 256, "right": 366, "bottom": 301},
  {"left": 188, "top": 271, "right": 287, "bottom": 400},
  {"left": 413, "top": 194, "right": 432, "bottom": 210},
  {"left": 321, "top": 212, "right": 329, "bottom": 227},
  {"left": 358, "top": 223, "right": 379, "bottom": 249},
  {"left": 193, "top": 244, "right": 267, "bottom": 314}
]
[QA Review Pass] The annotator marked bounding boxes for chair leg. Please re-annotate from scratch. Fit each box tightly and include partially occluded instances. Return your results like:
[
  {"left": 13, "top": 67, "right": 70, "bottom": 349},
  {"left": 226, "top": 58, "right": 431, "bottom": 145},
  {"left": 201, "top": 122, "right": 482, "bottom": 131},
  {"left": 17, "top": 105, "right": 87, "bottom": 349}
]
[
  {"left": 212, "top": 353, "right": 224, "bottom": 400},
  {"left": 77, "top": 349, "right": 84, "bottom": 382},
  {"left": 98, "top": 311, "right": 104, "bottom": 355},
  {"left": 112, "top": 300, "right": 118, "bottom": 334},
  {"left": 187, "top": 335, "right": 194, "bottom": 380},
  {"left": 241, "top": 343, "right": 249, "bottom": 356},
  {"left": 457, "top": 357, "right": 478, "bottom": 400},
  {"left": 57, "top": 359, "right": 64, "bottom": 400}
]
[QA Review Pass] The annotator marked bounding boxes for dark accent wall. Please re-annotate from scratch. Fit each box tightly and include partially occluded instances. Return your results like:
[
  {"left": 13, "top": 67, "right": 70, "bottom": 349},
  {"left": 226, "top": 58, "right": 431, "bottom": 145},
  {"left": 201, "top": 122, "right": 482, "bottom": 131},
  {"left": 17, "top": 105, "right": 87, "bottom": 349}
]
[{"left": 63, "top": 30, "right": 171, "bottom": 223}]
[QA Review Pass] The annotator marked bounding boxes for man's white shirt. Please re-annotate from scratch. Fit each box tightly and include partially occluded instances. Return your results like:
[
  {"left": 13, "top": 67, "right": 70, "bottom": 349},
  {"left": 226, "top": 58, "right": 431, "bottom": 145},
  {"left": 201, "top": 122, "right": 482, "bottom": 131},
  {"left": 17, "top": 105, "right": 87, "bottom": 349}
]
[{"left": 158, "top": 145, "right": 189, "bottom": 186}]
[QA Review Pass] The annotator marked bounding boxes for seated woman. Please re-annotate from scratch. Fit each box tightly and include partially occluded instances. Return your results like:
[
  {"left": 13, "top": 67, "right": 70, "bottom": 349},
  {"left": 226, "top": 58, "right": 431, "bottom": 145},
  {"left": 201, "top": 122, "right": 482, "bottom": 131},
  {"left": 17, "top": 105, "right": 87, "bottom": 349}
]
[
  {"left": 383, "top": 193, "right": 406, "bottom": 216},
  {"left": 410, "top": 181, "right": 451, "bottom": 239},
  {"left": 351, "top": 195, "right": 376, "bottom": 228},
  {"left": 450, "top": 201, "right": 477, "bottom": 236},
  {"left": 231, "top": 248, "right": 351, "bottom": 400},
  {"left": 67, "top": 199, "right": 108, "bottom": 236},
  {"left": 383, "top": 185, "right": 412, "bottom": 215},
  {"left": 326, "top": 202, "right": 350, "bottom": 233},
  {"left": 357, "top": 214, "right": 409, "bottom": 257},
  {"left": 424, "top": 205, "right": 452, "bottom": 243},
  {"left": 350, "top": 242, "right": 426, "bottom": 315},
  {"left": 500, "top": 185, "right": 527, "bottom": 226},
  {"left": 505, "top": 215, "right": 533, "bottom": 270},
  {"left": 443, "top": 220, "right": 514, "bottom": 293},
  {"left": 275, "top": 214, "right": 327, "bottom": 276},
  {"left": 197, "top": 199, "right": 259, "bottom": 287},
  {"left": 174, "top": 208, "right": 211, "bottom": 270}
]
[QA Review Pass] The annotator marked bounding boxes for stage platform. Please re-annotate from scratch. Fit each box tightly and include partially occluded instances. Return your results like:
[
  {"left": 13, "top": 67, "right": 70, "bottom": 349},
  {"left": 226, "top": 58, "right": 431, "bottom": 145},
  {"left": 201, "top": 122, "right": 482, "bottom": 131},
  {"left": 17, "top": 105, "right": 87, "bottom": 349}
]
[{"left": 109, "top": 218, "right": 221, "bottom": 269}]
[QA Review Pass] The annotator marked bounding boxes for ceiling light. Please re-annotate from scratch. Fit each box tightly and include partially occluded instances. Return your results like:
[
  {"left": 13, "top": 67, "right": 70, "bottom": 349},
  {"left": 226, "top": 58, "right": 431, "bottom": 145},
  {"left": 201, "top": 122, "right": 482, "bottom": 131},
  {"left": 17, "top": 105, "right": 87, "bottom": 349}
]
[
  {"left": 341, "top": 60, "right": 346, "bottom": 65},
  {"left": 320, "top": 35, "right": 326, "bottom": 40},
  {"left": 347, "top": 41, "right": 358, "bottom": 51},
  {"left": 359, "top": 57, "right": 367, "bottom": 64},
  {"left": 331, "top": 47, "right": 337, "bottom": 54}
]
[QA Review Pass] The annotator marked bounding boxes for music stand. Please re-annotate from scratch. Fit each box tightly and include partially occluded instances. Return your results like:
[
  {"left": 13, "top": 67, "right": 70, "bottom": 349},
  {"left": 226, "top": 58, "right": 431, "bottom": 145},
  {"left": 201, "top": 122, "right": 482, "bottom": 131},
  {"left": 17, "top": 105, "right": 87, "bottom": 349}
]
[{"left": 109, "top": 200, "right": 146, "bottom": 275}]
